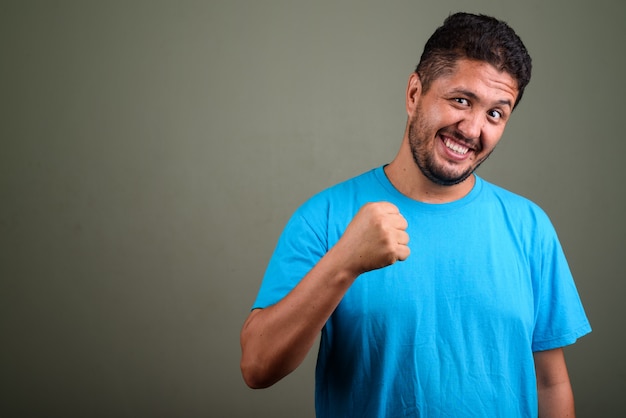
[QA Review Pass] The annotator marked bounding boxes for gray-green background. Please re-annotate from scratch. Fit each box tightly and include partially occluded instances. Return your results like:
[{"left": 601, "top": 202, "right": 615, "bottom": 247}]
[{"left": 1, "top": 1, "right": 624, "bottom": 417}]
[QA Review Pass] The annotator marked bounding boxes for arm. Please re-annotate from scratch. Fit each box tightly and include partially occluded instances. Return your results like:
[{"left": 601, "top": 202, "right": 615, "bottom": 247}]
[
  {"left": 240, "top": 202, "right": 410, "bottom": 389},
  {"left": 534, "top": 348, "right": 576, "bottom": 418}
]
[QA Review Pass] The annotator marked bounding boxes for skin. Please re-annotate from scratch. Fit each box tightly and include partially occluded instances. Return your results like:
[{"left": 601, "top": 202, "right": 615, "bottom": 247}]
[
  {"left": 535, "top": 348, "right": 576, "bottom": 417},
  {"left": 240, "top": 58, "right": 576, "bottom": 416},
  {"left": 385, "top": 59, "right": 516, "bottom": 203}
]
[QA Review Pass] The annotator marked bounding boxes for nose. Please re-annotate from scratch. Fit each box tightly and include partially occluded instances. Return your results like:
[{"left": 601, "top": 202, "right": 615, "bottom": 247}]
[{"left": 457, "top": 111, "right": 484, "bottom": 140}]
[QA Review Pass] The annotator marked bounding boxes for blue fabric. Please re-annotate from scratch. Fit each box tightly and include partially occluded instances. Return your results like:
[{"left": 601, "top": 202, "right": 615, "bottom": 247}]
[{"left": 252, "top": 166, "right": 591, "bottom": 417}]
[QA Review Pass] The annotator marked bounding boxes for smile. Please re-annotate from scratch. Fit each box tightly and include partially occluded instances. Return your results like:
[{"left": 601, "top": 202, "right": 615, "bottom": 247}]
[{"left": 444, "top": 137, "right": 470, "bottom": 155}]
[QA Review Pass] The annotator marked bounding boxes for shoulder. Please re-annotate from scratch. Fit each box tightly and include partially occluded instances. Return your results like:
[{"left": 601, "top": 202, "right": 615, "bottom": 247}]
[
  {"left": 284, "top": 167, "right": 388, "bottom": 241},
  {"left": 478, "top": 177, "right": 551, "bottom": 222},
  {"left": 298, "top": 167, "right": 384, "bottom": 215},
  {"left": 475, "top": 177, "right": 559, "bottom": 244}
]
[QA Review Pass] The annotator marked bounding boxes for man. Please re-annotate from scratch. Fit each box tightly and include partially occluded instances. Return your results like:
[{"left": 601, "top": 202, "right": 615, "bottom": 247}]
[{"left": 240, "top": 12, "right": 591, "bottom": 417}]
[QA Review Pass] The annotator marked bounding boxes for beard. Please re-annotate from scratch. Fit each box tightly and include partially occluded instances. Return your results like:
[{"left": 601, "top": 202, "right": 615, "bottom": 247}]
[{"left": 407, "top": 111, "right": 493, "bottom": 186}]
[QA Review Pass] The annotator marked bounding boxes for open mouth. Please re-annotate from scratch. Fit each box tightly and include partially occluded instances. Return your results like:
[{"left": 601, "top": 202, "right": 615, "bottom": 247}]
[{"left": 443, "top": 137, "right": 470, "bottom": 156}]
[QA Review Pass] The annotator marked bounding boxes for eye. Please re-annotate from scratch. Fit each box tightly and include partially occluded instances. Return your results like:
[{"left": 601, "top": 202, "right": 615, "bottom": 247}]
[
  {"left": 454, "top": 98, "right": 470, "bottom": 106},
  {"left": 487, "top": 109, "right": 503, "bottom": 120}
]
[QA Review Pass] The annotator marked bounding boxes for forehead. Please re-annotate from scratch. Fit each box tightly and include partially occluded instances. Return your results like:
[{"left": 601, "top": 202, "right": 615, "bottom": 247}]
[{"left": 433, "top": 59, "right": 519, "bottom": 106}]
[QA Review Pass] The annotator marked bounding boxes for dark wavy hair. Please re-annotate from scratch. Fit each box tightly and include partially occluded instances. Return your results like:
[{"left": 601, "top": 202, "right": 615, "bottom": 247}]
[{"left": 415, "top": 12, "right": 532, "bottom": 108}]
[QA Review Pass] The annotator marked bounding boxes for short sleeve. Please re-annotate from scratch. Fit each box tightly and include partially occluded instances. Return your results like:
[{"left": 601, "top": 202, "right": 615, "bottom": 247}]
[
  {"left": 531, "top": 218, "right": 591, "bottom": 351},
  {"left": 251, "top": 200, "right": 329, "bottom": 310}
]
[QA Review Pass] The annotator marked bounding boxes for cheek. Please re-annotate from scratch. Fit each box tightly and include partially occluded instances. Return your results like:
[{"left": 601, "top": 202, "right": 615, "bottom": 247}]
[
  {"left": 415, "top": 107, "right": 445, "bottom": 137},
  {"left": 481, "top": 127, "right": 506, "bottom": 152}
]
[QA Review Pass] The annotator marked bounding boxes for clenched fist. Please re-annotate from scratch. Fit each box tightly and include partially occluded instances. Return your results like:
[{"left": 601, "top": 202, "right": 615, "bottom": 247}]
[{"left": 335, "top": 202, "right": 410, "bottom": 276}]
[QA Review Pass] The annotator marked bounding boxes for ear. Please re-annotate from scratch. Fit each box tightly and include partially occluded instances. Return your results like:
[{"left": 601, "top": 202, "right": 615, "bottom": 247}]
[{"left": 406, "top": 72, "right": 422, "bottom": 116}]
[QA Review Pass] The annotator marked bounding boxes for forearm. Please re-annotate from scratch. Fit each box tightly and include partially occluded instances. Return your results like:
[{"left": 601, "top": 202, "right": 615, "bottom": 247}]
[
  {"left": 537, "top": 380, "right": 575, "bottom": 418},
  {"left": 534, "top": 348, "right": 575, "bottom": 418},
  {"left": 240, "top": 247, "right": 357, "bottom": 389}
]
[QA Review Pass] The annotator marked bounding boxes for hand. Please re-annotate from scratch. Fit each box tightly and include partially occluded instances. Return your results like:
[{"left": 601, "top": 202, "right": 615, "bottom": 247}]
[{"left": 336, "top": 202, "right": 410, "bottom": 275}]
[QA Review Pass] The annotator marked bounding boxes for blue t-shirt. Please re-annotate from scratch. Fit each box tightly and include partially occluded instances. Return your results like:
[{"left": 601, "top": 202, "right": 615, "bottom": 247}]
[{"left": 253, "top": 167, "right": 591, "bottom": 417}]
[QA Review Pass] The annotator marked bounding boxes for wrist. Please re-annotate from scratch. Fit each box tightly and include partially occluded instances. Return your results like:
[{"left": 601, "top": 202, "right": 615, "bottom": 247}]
[{"left": 323, "top": 244, "right": 361, "bottom": 286}]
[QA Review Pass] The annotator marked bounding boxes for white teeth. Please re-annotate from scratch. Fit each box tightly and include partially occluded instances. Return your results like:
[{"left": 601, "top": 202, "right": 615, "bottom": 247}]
[{"left": 444, "top": 138, "right": 469, "bottom": 155}]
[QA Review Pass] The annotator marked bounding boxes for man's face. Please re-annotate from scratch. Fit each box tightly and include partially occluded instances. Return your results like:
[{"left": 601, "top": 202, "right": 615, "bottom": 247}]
[{"left": 408, "top": 59, "right": 519, "bottom": 186}]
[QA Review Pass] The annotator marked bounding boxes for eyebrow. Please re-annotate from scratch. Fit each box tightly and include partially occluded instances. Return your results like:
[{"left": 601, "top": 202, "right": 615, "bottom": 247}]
[{"left": 451, "top": 89, "right": 513, "bottom": 109}]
